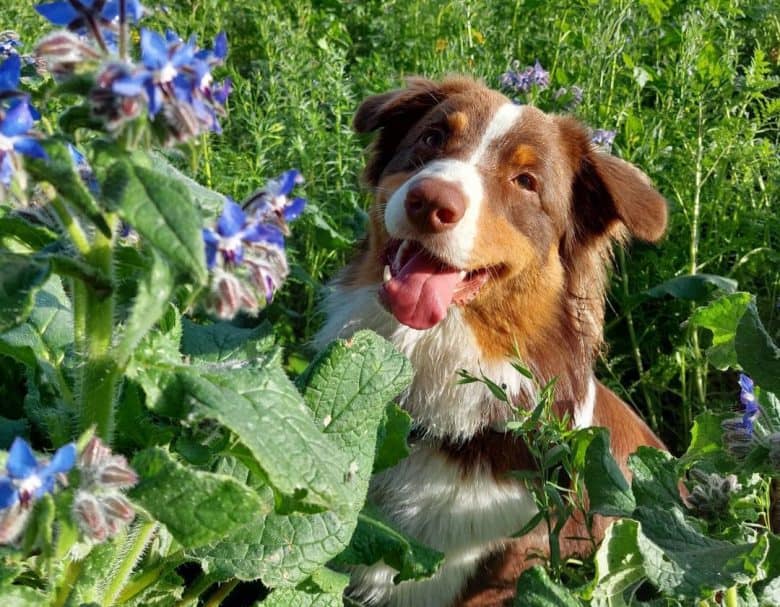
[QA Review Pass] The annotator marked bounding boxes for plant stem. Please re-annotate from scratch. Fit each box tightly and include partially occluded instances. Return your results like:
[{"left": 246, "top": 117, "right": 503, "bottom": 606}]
[
  {"left": 102, "top": 521, "right": 158, "bottom": 607},
  {"left": 724, "top": 585, "right": 738, "bottom": 607},
  {"left": 203, "top": 579, "right": 239, "bottom": 607},
  {"left": 78, "top": 218, "right": 119, "bottom": 440},
  {"left": 51, "top": 558, "right": 84, "bottom": 607},
  {"left": 49, "top": 194, "right": 91, "bottom": 257},
  {"left": 174, "top": 572, "right": 221, "bottom": 607}
]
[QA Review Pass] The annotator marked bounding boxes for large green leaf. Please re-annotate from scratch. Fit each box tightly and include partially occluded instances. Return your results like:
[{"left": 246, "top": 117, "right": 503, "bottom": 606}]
[
  {"left": 180, "top": 318, "right": 275, "bottom": 363},
  {"left": 646, "top": 273, "right": 737, "bottom": 300},
  {"left": 514, "top": 566, "right": 583, "bottom": 606},
  {"left": 193, "top": 332, "right": 412, "bottom": 588},
  {"left": 0, "top": 276, "right": 73, "bottom": 397},
  {"left": 373, "top": 403, "right": 412, "bottom": 473},
  {"left": 735, "top": 302, "right": 780, "bottom": 395},
  {"left": 0, "top": 252, "right": 51, "bottom": 332},
  {"left": 589, "top": 519, "right": 646, "bottom": 607},
  {"left": 332, "top": 504, "right": 443, "bottom": 583},
  {"left": 129, "top": 448, "right": 271, "bottom": 549},
  {"left": 103, "top": 158, "right": 207, "bottom": 284},
  {"left": 688, "top": 292, "right": 752, "bottom": 369},
  {"left": 583, "top": 429, "right": 635, "bottom": 517},
  {"left": 627, "top": 447, "right": 683, "bottom": 510},
  {"left": 260, "top": 588, "right": 342, "bottom": 607}
]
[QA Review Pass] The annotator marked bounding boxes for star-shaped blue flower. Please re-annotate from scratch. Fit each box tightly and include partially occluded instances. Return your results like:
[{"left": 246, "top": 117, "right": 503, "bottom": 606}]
[
  {"left": 35, "top": 0, "right": 144, "bottom": 30},
  {"left": 203, "top": 197, "right": 284, "bottom": 269},
  {"left": 738, "top": 373, "right": 759, "bottom": 433},
  {"left": 247, "top": 169, "right": 307, "bottom": 222},
  {"left": 0, "top": 438, "right": 76, "bottom": 509},
  {"left": 0, "top": 98, "right": 48, "bottom": 186},
  {"left": 0, "top": 54, "right": 22, "bottom": 100}
]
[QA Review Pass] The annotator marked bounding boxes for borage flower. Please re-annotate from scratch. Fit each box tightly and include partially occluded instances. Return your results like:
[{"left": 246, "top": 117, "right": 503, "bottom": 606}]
[
  {"left": 0, "top": 54, "right": 24, "bottom": 101},
  {"left": 202, "top": 171, "right": 306, "bottom": 319},
  {"left": 108, "top": 28, "right": 230, "bottom": 142},
  {"left": 500, "top": 59, "right": 549, "bottom": 94},
  {"left": 591, "top": 128, "right": 616, "bottom": 152},
  {"left": 721, "top": 373, "right": 761, "bottom": 459},
  {"left": 0, "top": 98, "right": 48, "bottom": 188},
  {"left": 35, "top": 0, "right": 144, "bottom": 49},
  {"left": 72, "top": 436, "right": 137, "bottom": 542},
  {"left": 0, "top": 32, "right": 20, "bottom": 60}
]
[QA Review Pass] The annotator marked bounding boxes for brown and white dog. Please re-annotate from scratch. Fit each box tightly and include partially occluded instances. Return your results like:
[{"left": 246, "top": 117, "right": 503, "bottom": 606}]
[{"left": 315, "top": 76, "right": 668, "bottom": 607}]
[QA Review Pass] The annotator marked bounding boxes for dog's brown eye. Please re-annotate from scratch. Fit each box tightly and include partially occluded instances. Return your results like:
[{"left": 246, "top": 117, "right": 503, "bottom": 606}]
[
  {"left": 421, "top": 130, "right": 445, "bottom": 148},
  {"left": 512, "top": 173, "right": 537, "bottom": 191}
]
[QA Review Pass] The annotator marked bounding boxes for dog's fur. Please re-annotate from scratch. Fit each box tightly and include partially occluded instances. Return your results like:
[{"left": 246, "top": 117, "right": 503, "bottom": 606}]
[{"left": 315, "top": 77, "right": 668, "bottom": 607}]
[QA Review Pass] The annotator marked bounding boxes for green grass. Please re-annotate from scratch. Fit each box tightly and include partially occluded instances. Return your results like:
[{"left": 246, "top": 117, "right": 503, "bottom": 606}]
[{"left": 5, "top": 0, "right": 779, "bottom": 452}]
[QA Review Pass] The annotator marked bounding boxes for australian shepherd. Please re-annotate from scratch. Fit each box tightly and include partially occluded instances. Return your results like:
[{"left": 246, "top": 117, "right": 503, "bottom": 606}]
[{"left": 315, "top": 76, "right": 668, "bottom": 607}]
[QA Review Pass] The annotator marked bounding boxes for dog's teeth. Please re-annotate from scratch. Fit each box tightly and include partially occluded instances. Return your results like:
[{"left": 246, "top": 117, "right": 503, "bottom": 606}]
[
  {"left": 383, "top": 265, "right": 392, "bottom": 283},
  {"left": 394, "top": 240, "right": 410, "bottom": 271},
  {"left": 459, "top": 270, "right": 467, "bottom": 280}
]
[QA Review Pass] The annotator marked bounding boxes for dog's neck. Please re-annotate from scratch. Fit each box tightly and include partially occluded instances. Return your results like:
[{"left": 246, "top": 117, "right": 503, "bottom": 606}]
[{"left": 315, "top": 276, "right": 599, "bottom": 442}]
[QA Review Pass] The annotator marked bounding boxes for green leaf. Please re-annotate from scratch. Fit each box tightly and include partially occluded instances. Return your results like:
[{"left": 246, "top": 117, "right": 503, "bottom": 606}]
[
  {"left": 590, "top": 519, "right": 646, "bottom": 607},
  {"left": 735, "top": 302, "right": 780, "bottom": 395},
  {"left": 115, "top": 249, "right": 174, "bottom": 368},
  {"left": 129, "top": 448, "right": 271, "bottom": 548},
  {"left": 583, "top": 429, "right": 635, "bottom": 517},
  {"left": 332, "top": 504, "right": 444, "bottom": 583},
  {"left": 0, "top": 276, "right": 73, "bottom": 398},
  {"left": 514, "top": 566, "right": 583, "bottom": 606},
  {"left": 0, "top": 586, "right": 49, "bottom": 606},
  {"left": 373, "top": 403, "right": 412, "bottom": 473},
  {"left": 0, "top": 252, "right": 51, "bottom": 332},
  {"left": 297, "top": 568, "right": 350, "bottom": 596},
  {"left": 180, "top": 318, "right": 275, "bottom": 363},
  {"left": 627, "top": 447, "right": 683, "bottom": 510},
  {"left": 688, "top": 292, "right": 752, "bottom": 369},
  {"left": 103, "top": 158, "right": 207, "bottom": 284},
  {"left": 646, "top": 273, "right": 737, "bottom": 300},
  {"left": 260, "top": 587, "right": 342, "bottom": 607},
  {"left": 0, "top": 416, "right": 29, "bottom": 449},
  {"left": 679, "top": 412, "right": 731, "bottom": 472},
  {"left": 148, "top": 152, "right": 226, "bottom": 219},
  {"left": 635, "top": 506, "right": 766, "bottom": 598},
  {"left": 24, "top": 138, "right": 111, "bottom": 236},
  {"left": 192, "top": 332, "right": 411, "bottom": 587},
  {"left": 0, "top": 215, "right": 58, "bottom": 250}
]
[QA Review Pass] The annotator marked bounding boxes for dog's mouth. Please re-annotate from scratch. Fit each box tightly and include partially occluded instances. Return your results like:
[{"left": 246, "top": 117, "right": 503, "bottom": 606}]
[{"left": 379, "top": 239, "right": 500, "bottom": 330}]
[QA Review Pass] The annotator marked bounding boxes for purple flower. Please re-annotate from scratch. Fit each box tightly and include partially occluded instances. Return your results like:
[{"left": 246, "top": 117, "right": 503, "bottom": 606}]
[
  {"left": 203, "top": 197, "right": 284, "bottom": 270},
  {"left": 245, "top": 169, "right": 307, "bottom": 224},
  {"left": 500, "top": 60, "right": 549, "bottom": 94},
  {"left": 591, "top": 129, "right": 616, "bottom": 151},
  {"left": 738, "top": 373, "right": 759, "bottom": 434},
  {"left": 0, "top": 98, "right": 48, "bottom": 186},
  {"left": 0, "top": 438, "right": 76, "bottom": 511},
  {"left": 554, "top": 85, "right": 583, "bottom": 109}
]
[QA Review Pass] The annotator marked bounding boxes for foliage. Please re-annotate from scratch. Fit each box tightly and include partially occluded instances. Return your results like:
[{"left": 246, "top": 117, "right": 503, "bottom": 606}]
[{"left": 0, "top": 0, "right": 777, "bottom": 605}]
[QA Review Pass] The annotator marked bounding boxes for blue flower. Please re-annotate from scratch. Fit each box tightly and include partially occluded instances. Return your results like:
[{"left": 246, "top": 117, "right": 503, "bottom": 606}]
[
  {"left": 68, "top": 143, "right": 100, "bottom": 193},
  {"left": 591, "top": 129, "right": 616, "bottom": 151},
  {"left": 0, "top": 98, "right": 48, "bottom": 186},
  {"left": 0, "top": 438, "right": 76, "bottom": 510},
  {"left": 203, "top": 197, "right": 284, "bottom": 269},
  {"left": 738, "top": 373, "right": 759, "bottom": 433},
  {"left": 500, "top": 60, "right": 549, "bottom": 94},
  {"left": 246, "top": 169, "right": 307, "bottom": 223},
  {"left": 0, "top": 34, "right": 20, "bottom": 61},
  {"left": 35, "top": 0, "right": 144, "bottom": 30},
  {"left": 0, "top": 54, "right": 22, "bottom": 99}
]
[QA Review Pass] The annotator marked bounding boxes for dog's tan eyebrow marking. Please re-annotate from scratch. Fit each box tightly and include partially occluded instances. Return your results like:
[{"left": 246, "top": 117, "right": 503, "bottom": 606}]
[
  {"left": 447, "top": 111, "right": 468, "bottom": 133},
  {"left": 511, "top": 144, "right": 537, "bottom": 167}
]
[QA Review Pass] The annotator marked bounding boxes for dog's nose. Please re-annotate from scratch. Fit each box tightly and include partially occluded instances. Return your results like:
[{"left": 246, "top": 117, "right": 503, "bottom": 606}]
[{"left": 404, "top": 178, "right": 466, "bottom": 233}]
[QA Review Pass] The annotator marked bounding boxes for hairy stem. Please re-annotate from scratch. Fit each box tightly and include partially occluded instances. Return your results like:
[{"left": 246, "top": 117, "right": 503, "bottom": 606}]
[
  {"left": 102, "top": 521, "right": 158, "bottom": 607},
  {"left": 203, "top": 579, "right": 240, "bottom": 607}
]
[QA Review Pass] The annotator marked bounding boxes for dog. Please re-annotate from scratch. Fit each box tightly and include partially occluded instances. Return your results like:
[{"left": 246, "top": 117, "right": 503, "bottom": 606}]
[{"left": 315, "top": 76, "right": 668, "bottom": 607}]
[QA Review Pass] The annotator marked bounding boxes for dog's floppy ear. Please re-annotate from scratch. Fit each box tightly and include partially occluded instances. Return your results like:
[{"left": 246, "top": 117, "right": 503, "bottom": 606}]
[
  {"left": 354, "top": 77, "right": 476, "bottom": 185},
  {"left": 558, "top": 117, "right": 667, "bottom": 243}
]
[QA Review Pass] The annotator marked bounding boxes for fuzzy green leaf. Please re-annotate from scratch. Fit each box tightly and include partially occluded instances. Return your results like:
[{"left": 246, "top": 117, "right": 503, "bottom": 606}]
[
  {"left": 373, "top": 403, "right": 412, "bottom": 473},
  {"left": 735, "top": 302, "right": 780, "bottom": 395},
  {"left": 260, "top": 587, "right": 342, "bottom": 607},
  {"left": 332, "top": 504, "right": 443, "bottom": 583},
  {"left": 129, "top": 448, "right": 271, "bottom": 548},
  {"left": 514, "top": 566, "right": 583, "bottom": 606},
  {"left": 584, "top": 429, "right": 635, "bottom": 517},
  {"left": 0, "top": 252, "right": 51, "bottom": 332},
  {"left": 688, "top": 292, "right": 752, "bottom": 369},
  {"left": 590, "top": 519, "right": 646, "bottom": 607},
  {"left": 646, "top": 273, "right": 737, "bottom": 300},
  {"left": 103, "top": 158, "right": 207, "bottom": 284},
  {"left": 181, "top": 318, "right": 275, "bottom": 363},
  {"left": 627, "top": 447, "right": 683, "bottom": 509}
]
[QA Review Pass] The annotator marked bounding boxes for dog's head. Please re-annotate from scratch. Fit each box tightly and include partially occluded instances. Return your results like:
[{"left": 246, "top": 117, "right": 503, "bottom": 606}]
[{"left": 351, "top": 76, "right": 666, "bottom": 360}]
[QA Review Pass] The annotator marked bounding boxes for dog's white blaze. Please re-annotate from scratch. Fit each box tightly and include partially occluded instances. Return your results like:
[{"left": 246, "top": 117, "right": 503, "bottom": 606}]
[
  {"left": 468, "top": 102, "right": 526, "bottom": 165},
  {"left": 384, "top": 159, "right": 483, "bottom": 268},
  {"left": 574, "top": 376, "right": 597, "bottom": 429}
]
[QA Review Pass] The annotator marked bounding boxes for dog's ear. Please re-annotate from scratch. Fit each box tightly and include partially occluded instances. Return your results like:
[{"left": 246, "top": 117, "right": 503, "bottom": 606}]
[
  {"left": 354, "top": 77, "right": 476, "bottom": 185},
  {"left": 558, "top": 117, "right": 667, "bottom": 243}
]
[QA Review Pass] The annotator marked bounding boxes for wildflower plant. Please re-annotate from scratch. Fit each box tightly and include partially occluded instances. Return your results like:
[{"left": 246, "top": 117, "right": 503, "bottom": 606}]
[{"left": 0, "top": 1, "right": 412, "bottom": 605}]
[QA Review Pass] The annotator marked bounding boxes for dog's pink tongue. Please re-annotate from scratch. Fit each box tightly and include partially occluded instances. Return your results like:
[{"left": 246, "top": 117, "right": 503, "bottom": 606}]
[{"left": 381, "top": 250, "right": 461, "bottom": 330}]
